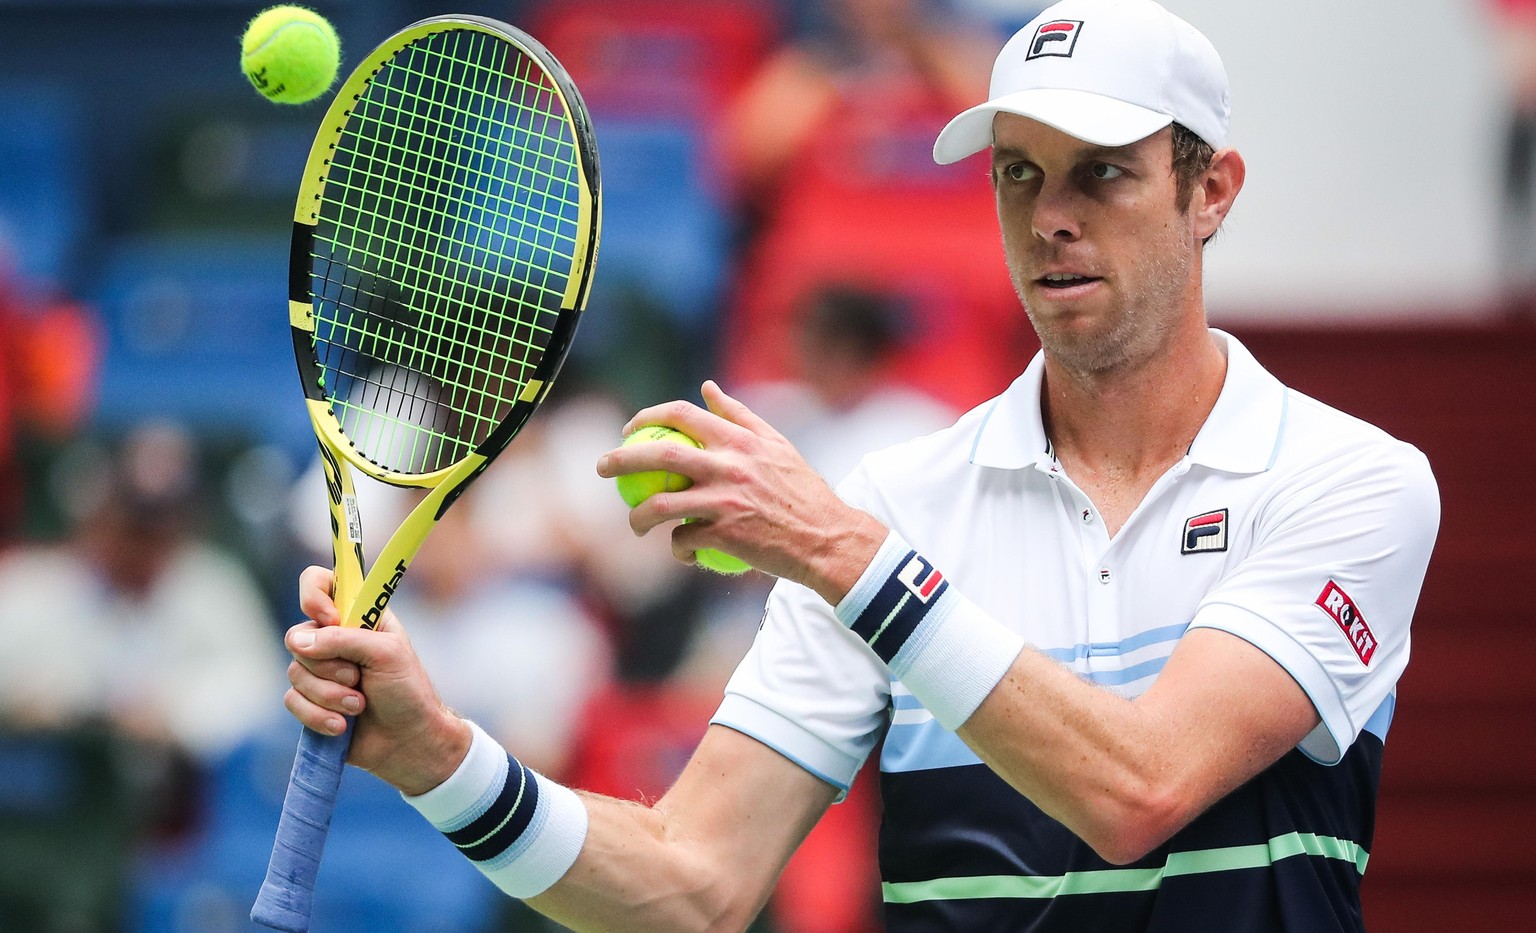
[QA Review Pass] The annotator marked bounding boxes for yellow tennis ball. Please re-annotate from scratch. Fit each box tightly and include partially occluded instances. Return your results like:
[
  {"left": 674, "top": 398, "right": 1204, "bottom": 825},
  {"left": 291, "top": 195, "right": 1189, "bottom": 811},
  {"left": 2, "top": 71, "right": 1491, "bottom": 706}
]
[
  {"left": 694, "top": 545, "right": 752, "bottom": 576},
  {"left": 241, "top": 5, "right": 340, "bottom": 105},
  {"left": 615, "top": 425, "right": 752, "bottom": 575},
  {"left": 615, "top": 425, "right": 701, "bottom": 508}
]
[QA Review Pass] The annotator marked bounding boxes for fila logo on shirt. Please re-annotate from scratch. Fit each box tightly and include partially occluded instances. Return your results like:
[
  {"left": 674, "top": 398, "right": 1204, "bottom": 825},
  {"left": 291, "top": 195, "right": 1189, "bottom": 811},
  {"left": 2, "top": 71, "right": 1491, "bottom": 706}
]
[
  {"left": 1181, "top": 509, "right": 1229, "bottom": 554},
  {"left": 897, "top": 554, "right": 945, "bottom": 603},
  {"left": 1315, "top": 580, "right": 1377, "bottom": 665},
  {"left": 1027, "top": 20, "right": 1084, "bottom": 59}
]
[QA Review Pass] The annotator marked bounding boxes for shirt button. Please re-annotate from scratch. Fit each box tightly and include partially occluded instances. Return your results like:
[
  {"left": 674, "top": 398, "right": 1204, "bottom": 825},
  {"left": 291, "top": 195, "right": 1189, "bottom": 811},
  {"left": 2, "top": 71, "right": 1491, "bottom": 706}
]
[
  {"left": 1099, "top": 569, "right": 1112, "bottom": 584},
  {"left": 1081, "top": 509, "right": 1093, "bottom": 524}
]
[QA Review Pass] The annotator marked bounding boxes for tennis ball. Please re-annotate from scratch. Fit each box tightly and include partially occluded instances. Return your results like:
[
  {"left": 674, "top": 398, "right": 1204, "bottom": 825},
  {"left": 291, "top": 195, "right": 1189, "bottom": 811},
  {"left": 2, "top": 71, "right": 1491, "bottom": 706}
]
[
  {"left": 241, "top": 5, "right": 340, "bottom": 105},
  {"left": 615, "top": 425, "right": 752, "bottom": 576},
  {"left": 694, "top": 544, "right": 752, "bottom": 576},
  {"left": 615, "top": 425, "right": 701, "bottom": 508}
]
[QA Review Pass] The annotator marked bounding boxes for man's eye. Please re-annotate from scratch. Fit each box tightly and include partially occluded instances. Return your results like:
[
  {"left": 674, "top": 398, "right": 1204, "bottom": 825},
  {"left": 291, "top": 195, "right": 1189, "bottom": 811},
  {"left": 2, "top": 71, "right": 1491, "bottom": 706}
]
[
  {"left": 1005, "top": 163, "right": 1034, "bottom": 182},
  {"left": 1090, "top": 163, "right": 1124, "bottom": 180}
]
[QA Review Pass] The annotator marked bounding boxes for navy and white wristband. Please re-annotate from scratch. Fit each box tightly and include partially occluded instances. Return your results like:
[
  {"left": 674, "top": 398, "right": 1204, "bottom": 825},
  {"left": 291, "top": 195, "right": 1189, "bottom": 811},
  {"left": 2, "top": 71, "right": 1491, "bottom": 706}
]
[
  {"left": 404, "top": 720, "right": 587, "bottom": 899},
  {"left": 836, "top": 531, "right": 1026, "bottom": 730}
]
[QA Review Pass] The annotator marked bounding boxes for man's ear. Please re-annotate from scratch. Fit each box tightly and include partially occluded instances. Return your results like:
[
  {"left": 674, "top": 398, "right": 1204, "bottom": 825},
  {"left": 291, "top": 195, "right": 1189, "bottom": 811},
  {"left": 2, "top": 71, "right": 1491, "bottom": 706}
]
[{"left": 1192, "top": 148, "right": 1245, "bottom": 240}]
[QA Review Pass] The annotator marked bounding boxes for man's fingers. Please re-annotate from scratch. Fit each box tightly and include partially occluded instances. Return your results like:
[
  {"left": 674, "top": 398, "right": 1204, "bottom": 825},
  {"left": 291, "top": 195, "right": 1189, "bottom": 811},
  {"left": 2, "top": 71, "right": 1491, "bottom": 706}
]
[
  {"left": 288, "top": 651, "right": 359, "bottom": 687},
  {"left": 700, "top": 380, "right": 782, "bottom": 440},
  {"left": 598, "top": 434, "right": 715, "bottom": 488},
  {"left": 298, "top": 565, "right": 339, "bottom": 625},
  {"left": 285, "top": 619, "right": 388, "bottom": 667},
  {"left": 618, "top": 383, "right": 778, "bottom": 444},
  {"left": 288, "top": 659, "right": 365, "bottom": 716},
  {"left": 284, "top": 686, "right": 350, "bottom": 736}
]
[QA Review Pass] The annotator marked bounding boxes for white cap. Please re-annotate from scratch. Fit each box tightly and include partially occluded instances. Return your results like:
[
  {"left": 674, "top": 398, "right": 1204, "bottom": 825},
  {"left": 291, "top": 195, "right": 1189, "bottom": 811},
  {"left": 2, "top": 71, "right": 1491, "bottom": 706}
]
[{"left": 933, "top": 0, "right": 1229, "bottom": 164}]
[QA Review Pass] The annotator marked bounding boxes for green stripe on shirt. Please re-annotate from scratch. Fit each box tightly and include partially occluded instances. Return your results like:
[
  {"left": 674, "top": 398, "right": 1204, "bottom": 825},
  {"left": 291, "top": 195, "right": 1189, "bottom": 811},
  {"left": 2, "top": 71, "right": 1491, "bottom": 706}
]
[{"left": 882, "top": 831, "right": 1369, "bottom": 904}]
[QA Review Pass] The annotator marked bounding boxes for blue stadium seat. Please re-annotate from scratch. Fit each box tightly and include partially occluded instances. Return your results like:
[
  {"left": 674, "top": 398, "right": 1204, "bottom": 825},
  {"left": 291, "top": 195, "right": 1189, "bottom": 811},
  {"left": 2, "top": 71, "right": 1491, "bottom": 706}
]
[
  {"left": 90, "top": 234, "right": 313, "bottom": 455},
  {"left": 582, "top": 117, "right": 731, "bottom": 335},
  {"left": 0, "top": 81, "right": 89, "bottom": 289}
]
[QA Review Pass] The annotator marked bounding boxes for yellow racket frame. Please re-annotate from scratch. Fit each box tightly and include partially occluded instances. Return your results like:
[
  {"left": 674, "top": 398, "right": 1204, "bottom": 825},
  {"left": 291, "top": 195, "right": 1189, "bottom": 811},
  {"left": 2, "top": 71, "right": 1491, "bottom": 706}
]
[{"left": 288, "top": 17, "right": 600, "bottom": 630}]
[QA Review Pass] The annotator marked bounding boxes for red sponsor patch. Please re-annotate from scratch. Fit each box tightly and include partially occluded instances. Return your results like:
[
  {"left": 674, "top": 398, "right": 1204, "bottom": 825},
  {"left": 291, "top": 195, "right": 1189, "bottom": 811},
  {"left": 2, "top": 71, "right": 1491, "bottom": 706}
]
[{"left": 1315, "top": 580, "right": 1377, "bottom": 665}]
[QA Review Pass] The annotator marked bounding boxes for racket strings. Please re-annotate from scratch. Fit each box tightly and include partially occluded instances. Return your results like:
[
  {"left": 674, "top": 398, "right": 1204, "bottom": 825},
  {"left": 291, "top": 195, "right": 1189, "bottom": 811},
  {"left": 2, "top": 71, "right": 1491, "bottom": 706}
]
[{"left": 310, "top": 27, "right": 581, "bottom": 475}]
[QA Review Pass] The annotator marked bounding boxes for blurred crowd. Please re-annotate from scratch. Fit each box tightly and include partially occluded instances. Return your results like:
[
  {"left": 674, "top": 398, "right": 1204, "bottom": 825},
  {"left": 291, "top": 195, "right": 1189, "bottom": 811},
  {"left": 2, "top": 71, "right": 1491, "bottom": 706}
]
[{"left": 0, "top": 1, "right": 1052, "bottom": 931}]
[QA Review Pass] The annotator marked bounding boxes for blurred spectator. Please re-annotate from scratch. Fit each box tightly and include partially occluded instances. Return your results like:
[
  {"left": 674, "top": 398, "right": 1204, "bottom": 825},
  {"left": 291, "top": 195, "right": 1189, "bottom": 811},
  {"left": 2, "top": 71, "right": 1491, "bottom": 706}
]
[
  {"left": 0, "top": 422, "right": 281, "bottom": 932},
  {"left": 0, "top": 238, "right": 100, "bottom": 542},
  {"left": 715, "top": 0, "right": 1032, "bottom": 413},
  {"left": 1492, "top": 0, "right": 1536, "bottom": 318},
  {"left": 720, "top": 0, "right": 994, "bottom": 214},
  {"left": 0, "top": 421, "right": 281, "bottom": 756},
  {"left": 742, "top": 284, "right": 957, "bottom": 485}
]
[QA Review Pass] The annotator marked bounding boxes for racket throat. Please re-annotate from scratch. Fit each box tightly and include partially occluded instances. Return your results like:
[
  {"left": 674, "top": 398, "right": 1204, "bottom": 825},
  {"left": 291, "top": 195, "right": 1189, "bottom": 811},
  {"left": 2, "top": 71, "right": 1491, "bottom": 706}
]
[{"left": 356, "top": 558, "right": 410, "bottom": 630}]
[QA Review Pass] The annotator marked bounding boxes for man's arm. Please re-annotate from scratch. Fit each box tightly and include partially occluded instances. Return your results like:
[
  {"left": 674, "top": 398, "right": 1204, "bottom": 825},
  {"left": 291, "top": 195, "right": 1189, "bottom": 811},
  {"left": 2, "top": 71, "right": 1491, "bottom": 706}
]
[
  {"left": 958, "top": 628, "right": 1317, "bottom": 864},
  {"left": 285, "top": 568, "right": 838, "bottom": 933},
  {"left": 531, "top": 725, "right": 838, "bottom": 932}
]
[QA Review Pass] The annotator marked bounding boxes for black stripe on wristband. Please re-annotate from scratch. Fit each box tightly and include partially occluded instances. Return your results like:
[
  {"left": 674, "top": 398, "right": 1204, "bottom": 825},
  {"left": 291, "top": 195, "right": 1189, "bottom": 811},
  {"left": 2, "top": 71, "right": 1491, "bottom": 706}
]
[
  {"left": 444, "top": 753, "right": 541, "bottom": 863},
  {"left": 849, "top": 550, "right": 950, "bottom": 665}
]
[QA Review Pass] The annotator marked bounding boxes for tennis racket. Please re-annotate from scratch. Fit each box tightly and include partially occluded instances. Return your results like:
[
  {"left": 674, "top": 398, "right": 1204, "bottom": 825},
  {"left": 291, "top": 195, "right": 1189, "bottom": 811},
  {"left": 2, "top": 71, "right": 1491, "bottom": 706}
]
[{"left": 251, "top": 16, "right": 600, "bottom": 932}]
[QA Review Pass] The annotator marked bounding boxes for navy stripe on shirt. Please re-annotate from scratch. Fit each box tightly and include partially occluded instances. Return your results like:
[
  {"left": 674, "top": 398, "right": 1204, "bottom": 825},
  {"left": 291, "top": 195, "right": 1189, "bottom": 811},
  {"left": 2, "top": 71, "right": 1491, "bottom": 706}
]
[{"left": 877, "top": 735, "right": 1383, "bottom": 932}]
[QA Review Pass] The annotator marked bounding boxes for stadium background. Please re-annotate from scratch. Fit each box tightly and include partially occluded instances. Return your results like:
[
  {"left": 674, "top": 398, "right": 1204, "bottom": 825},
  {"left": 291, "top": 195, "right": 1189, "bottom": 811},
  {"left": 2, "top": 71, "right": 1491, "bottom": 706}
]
[{"left": 0, "top": 1, "right": 1530, "bottom": 931}]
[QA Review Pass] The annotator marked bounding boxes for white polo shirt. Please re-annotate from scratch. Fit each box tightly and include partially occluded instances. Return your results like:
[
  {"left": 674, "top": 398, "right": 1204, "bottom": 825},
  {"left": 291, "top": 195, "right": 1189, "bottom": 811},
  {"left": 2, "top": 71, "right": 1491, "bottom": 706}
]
[{"left": 711, "top": 330, "right": 1440, "bottom": 792}]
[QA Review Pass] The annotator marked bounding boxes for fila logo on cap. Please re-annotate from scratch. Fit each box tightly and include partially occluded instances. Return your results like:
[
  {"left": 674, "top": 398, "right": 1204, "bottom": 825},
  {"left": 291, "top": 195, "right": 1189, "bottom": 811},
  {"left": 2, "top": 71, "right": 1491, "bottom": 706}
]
[
  {"left": 1315, "top": 580, "right": 1377, "bottom": 665},
  {"left": 1026, "top": 19, "right": 1084, "bottom": 60},
  {"left": 897, "top": 554, "right": 945, "bottom": 603},
  {"left": 1181, "top": 509, "right": 1228, "bottom": 554}
]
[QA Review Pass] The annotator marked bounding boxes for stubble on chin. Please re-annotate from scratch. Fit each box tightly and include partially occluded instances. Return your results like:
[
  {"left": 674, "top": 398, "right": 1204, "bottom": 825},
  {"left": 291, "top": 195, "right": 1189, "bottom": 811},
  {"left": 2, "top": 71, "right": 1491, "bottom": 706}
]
[{"left": 1011, "top": 229, "right": 1193, "bottom": 381}]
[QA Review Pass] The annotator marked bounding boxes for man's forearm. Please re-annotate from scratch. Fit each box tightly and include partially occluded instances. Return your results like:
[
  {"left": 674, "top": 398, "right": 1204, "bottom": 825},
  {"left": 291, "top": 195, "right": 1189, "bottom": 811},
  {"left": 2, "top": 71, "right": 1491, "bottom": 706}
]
[
  {"left": 527, "top": 792, "right": 755, "bottom": 933},
  {"left": 409, "top": 724, "right": 836, "bottom": 933},
  {"left": 955, "top": 628, "right": 1319, "bottom": 864}
]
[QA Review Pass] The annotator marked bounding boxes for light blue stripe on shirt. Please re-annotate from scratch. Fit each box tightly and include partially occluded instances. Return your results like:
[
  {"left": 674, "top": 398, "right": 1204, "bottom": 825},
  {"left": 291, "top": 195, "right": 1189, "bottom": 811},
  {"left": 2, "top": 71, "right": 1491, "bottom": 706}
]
[
  {"left": 882, "top": 716, "right": 984, "bottom": 773},
  {"left": 1038, "top": 622, "right": 1190, "bottom": 662},
  {"left": 1361, "top": 693, "right": 1395, "bottom": 742},
  {"left": 1074, "top": 655, "right": 1173, "bottom": 687}
]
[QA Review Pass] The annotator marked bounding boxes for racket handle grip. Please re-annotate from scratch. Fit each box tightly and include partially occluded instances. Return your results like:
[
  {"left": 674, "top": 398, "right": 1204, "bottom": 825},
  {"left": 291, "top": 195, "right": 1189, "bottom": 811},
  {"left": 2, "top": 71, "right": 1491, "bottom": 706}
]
[{"left": 251, "top": 722, "right": 354, "bottom": 932}]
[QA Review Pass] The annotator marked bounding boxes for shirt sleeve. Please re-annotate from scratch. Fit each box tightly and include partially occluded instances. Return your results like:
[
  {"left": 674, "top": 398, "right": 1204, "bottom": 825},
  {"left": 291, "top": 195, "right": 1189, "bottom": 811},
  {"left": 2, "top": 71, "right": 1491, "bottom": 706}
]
[
  {"left": 710, "top": 465, "right": 892, "bottom": 796},
  {"left": 1189, "top": 442, "right": 1439, "bottom": 764}
]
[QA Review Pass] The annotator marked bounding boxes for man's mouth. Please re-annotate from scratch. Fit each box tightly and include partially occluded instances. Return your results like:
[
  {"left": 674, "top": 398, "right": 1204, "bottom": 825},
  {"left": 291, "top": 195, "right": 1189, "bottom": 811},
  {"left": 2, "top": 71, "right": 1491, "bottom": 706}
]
[{"left": 1037, "top": 273, "right": 1102, "bottom": 290}]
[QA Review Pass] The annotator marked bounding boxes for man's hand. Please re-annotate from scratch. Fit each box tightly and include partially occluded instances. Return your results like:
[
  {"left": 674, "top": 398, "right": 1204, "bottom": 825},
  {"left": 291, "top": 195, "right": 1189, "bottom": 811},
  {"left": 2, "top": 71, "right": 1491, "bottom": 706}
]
[
  {"left": 595, "top": 381, "right": 886, "bottom": 605},
  {"left": 284, "top": 565, "right": 470, "bottom": 796}
]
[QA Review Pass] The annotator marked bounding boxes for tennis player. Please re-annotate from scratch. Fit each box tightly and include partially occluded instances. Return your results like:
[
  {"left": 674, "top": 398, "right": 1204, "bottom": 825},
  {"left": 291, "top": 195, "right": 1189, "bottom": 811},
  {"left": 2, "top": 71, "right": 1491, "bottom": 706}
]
[{"left": 283, "top": 1, "right": 1440, "bottom": 929}]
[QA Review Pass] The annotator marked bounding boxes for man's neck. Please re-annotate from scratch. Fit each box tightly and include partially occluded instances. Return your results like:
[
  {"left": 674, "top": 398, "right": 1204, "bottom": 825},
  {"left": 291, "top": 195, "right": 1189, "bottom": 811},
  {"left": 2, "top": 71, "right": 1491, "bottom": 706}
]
[{"left": 1041, "top": 324, "right": 1227, "bottom": 511}]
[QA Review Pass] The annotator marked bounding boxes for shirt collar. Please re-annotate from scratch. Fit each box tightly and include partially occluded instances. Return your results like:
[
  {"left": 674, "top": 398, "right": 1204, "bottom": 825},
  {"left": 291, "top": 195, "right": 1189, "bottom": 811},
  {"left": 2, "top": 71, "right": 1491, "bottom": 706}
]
[
  {"left": 1185, "top": 330, "right": 1289, "bottom": 474},
  {"left": 968, "top": 329, "right": 1288, "bottom": 475}
]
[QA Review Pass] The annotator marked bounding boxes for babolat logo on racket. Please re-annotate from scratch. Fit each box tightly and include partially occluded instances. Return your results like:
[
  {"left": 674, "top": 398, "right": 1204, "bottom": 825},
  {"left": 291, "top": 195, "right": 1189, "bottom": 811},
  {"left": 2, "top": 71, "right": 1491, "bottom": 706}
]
[
  {"left": 1181, "top": 509, "right": 1229, "bottom": 554},
  {"left": 897, "top": 554, "right": 945, "bottom": 603},
  {"left": 360, "top": 559, "right": 410, "bottom": 628},
  {"left": 1027, "top": 20, "right": 1084, "bottom": 59}
]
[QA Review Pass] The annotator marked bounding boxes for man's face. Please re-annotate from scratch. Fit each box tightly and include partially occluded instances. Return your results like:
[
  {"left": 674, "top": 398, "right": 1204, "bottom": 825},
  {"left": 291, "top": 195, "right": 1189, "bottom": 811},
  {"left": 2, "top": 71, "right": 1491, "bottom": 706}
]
[{"left": 991, "top": 114, "right": 1201, "bottom": 376}]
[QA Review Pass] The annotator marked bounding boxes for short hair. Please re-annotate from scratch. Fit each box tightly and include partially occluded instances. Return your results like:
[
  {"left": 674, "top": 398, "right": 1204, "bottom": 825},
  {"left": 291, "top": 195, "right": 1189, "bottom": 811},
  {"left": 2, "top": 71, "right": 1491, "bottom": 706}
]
[
  {"left": 1170, "top": 123, "right": 1217, "bottom": 244},
  {"left": 1170, "top": 123, "right": 1216, "bottom": 209}
]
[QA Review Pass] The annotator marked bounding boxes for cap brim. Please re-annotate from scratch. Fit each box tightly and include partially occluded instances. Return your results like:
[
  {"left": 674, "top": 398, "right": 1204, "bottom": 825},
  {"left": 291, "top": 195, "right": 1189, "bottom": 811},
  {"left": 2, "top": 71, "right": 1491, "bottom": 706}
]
[{"left": 932, "top": 88, "right": 1175, "bottom": 165}]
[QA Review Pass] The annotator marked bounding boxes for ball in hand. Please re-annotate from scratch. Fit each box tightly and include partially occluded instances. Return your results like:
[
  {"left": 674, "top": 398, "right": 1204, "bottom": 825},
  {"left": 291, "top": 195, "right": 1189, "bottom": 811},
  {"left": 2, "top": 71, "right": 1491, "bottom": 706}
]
[
  {"left": 615, "top": 425, "right": 701, "bottom": 507},
  {"left": 241, "top": 5, "right": 340, "bottom": 105},
  {"left": 615, "top": 425, "right": 752, "bottom": 575}
]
